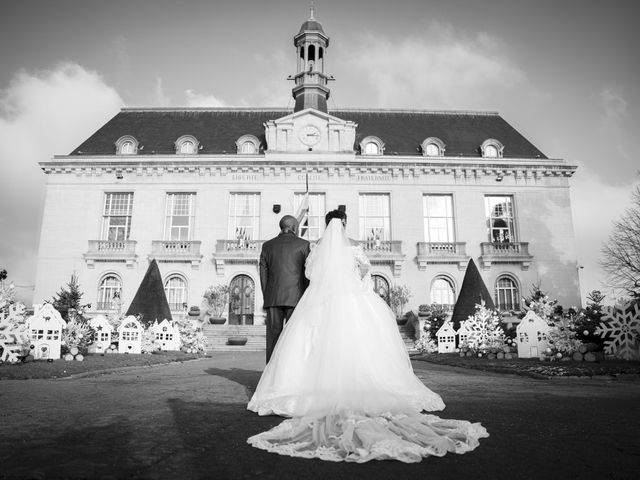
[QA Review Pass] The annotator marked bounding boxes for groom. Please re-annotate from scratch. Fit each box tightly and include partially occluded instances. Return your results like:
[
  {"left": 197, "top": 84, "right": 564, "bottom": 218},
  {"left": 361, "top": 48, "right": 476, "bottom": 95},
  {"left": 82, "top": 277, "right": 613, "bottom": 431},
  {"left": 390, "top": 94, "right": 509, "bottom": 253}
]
[{"left": 259, "top": 215, "right": 311, "bottom": 363}]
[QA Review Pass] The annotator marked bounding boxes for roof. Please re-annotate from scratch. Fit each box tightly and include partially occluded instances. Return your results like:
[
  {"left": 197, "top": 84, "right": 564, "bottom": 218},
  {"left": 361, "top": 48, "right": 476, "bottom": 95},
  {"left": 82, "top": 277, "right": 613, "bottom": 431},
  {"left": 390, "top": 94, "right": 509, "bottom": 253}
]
[
  {"left": 69, "top": 108, "right": 547, "bottom": 158},
  {"left": 298, "top": 19, "right": 325, "bottom": 35}
]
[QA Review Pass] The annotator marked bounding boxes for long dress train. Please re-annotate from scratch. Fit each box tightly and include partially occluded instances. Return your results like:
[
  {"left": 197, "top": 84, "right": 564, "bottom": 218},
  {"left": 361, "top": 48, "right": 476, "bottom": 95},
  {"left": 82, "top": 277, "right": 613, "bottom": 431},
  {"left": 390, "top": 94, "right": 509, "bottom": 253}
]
[{"left": 247, "top": 219, "right": 488, "bottom": 463}]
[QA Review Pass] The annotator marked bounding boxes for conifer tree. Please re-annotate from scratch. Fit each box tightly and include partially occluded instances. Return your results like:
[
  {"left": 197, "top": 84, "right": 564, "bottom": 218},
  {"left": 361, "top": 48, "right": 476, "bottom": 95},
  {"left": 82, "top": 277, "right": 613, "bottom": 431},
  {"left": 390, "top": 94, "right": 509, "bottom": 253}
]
[{"left": 52, "top": 274, "right": 86, "bottom": 322}]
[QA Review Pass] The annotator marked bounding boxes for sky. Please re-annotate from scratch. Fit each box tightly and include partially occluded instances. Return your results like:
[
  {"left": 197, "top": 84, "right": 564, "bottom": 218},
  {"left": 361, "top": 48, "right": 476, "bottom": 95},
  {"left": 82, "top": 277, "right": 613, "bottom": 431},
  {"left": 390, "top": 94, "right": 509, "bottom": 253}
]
[{"left": 0, "top": 0, "right": 638, "bottom": 305}]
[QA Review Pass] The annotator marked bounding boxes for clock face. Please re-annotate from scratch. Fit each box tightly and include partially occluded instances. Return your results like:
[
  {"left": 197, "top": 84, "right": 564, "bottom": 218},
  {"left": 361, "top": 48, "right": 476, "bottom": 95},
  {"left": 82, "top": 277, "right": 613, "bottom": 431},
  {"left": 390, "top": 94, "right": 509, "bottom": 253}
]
[{"left": 299, "top": 125, "right": 321, "bottom": 146}]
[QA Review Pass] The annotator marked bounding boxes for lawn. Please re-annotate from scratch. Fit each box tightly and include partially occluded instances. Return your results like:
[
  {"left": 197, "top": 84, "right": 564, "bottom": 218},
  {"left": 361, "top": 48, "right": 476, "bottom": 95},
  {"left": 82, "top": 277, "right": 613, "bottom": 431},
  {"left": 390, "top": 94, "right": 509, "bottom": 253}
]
[
  {"left": 413, "top": 352, "right": 640, "bottom": 379},
  {"left": 0, "top": 351, "right": 204, "bottom": 380}
]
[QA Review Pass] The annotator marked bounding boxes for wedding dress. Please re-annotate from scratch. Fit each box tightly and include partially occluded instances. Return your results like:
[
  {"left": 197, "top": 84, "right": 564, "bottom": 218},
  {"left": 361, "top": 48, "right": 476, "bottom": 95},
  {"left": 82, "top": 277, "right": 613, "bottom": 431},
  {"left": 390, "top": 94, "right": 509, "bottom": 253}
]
[{"left": 247, "top": 219, "right": 488, "bottom": 463}]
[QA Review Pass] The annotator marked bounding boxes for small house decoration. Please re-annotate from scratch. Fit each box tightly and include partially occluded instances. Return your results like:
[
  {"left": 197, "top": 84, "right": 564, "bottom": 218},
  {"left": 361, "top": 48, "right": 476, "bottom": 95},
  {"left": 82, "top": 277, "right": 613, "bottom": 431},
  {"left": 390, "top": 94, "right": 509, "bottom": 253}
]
[
  {"left": 516, "top": 310, "right": 550, "bottom": 358},
  {"left": 150, "top": 319, "right": 181, "bottom": 351},
  {"left": 436, "top": 321, "right": 457, "bottom": 353},
  {"left": 28, "top": 303, "right": 67, "bottom": 360},
  {"left": 457, "top": 320, "right": 471, "bottom": 346},
  {"left": 88, "top": 314, "right": 113, "bottom": 354},
  {"left": 117, "top": 315, "right": 143, "bottom": 354}
]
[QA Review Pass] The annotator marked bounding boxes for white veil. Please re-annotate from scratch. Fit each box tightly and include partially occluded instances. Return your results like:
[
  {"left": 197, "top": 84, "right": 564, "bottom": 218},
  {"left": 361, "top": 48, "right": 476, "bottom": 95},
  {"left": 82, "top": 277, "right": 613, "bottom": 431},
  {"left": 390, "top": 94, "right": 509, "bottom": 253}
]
[{"left": 304, "top": 218, "right": 362, "bottom": 298}]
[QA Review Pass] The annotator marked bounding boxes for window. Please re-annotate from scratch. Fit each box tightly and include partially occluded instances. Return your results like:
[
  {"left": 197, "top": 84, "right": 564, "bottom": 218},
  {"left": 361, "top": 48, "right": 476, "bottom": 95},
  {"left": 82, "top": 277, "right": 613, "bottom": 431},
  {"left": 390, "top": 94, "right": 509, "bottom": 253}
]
[
  {"left": 495, "top": 276, "right": 520, "bottom": 310},
  {"left": 236, "top": 135, "right": 260, "bottom": 154},
  {"left": 423, "top": 195, "right": 454, "bottom": 242},
  {"left": 481, "top": 139, "right": 504, "bottom": 158},
  {"left": 359, "top": 136, "right": 384, "bottom": 156},
  {"left": 485, "top": 196, "right": 515, "bottom": 243},
  {"left": 372, "top": 274, "right": 390, "bottom": 305},
  {"left": 241, "top": 141, "right": 256, "bottom": 154},
  {"left": 165, "top": 275, "right": 187, "bottom": 312},
  {"left": 102, "top": 193, "right": 133, "bottom": 242},
  {"left": 180, "top": 141, "right": 194, "bottom": 154},
  {"left": 430, "top": 276, "right": 455, "bottom": 307},
  {"left": 364, "top": 142, "right": 379, "bottom": 155},
  {"left": 359, "top": 193, "right": 390, "bottom": 241},
  {"left": 228, "top": 193, "right": 260, "bottom": 240},
  {"left": 97, "top": 275, "right": 122, "bottom": 310},
  {"left": 174, "top": 135, "right": 199, "bottom": 155},
  {"left": 115, "top": 135, "right": 139, "bottom": 155},
  {"left": 164, "top": 193, "right": 195, "bottom": 241},
  {"left": 421, "top": 137, "right": 445, "bottom": 157},
  {"left": 294, "top": 193, "right": 326, "bottom": 240}
]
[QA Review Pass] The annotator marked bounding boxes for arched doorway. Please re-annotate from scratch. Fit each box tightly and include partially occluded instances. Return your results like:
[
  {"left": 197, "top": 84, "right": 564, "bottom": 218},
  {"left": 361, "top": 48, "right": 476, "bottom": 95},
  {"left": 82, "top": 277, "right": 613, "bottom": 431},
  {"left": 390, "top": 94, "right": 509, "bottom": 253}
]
[
  {"left": 228, "top": 275, "right": 255, "bottom": 325},
  {"left": 372, "top": 274, "right": 390, "bottom": 305}
]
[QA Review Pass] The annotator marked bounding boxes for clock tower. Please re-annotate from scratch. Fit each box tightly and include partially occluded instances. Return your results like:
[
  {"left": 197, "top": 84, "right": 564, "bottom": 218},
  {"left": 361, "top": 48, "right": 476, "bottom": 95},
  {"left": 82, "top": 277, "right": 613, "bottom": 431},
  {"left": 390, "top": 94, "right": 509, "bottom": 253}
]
[{"left": 290, "top": 8, "right": 332, "bottom": 113}]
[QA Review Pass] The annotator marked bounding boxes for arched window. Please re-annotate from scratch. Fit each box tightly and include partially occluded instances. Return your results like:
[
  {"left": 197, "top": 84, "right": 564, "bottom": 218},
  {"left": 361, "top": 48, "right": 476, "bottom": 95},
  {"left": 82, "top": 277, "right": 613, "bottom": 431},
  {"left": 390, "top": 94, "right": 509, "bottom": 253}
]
[
  {"left": 430, "top": 276, "right": 455, "bottom": 309},
  {"left": 359, "top": 136, "right": 384, "bottom": 156},
  {"left": 495, "top": 275, "right": 520, "bottom": 311},
  {"left": 372, "top": 274, "right": 390, "bottom": 305},
  {"left": 97, "top": 275, "right": 122, "bottom": 311},
  {"left": 421, "top": 137, "right": 446, "bottom": 157},
  {"left": 180, "top": 140, "right": 194, "bottom": 154},
  {"left": 174, "top": 135, "right": 199, "bottom": 155},
  {"left": 241, "top": 141, "right": 256, "bottom": 154},
  {"left": 364, "top": 142, "right": 379, "bottom": 155},
  {"left": 115, "top": 135, "right": 139, "bottom": 155},
  {"left": 481, "top": 139, "right": 504, "bottom": 158},
  {"left": 164, "top": 275, "right": 187, "bottom": 312},
  {"left": 236, "top": 135, "right": 260, "bottom": 154}
]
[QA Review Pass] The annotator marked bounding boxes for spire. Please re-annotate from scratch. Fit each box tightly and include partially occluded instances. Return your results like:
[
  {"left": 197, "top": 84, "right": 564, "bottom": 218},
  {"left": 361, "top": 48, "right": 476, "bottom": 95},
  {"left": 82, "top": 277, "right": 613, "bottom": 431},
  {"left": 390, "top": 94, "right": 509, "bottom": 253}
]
[{"left": 290, "top": 11, "right": 332, "bottom": 113}]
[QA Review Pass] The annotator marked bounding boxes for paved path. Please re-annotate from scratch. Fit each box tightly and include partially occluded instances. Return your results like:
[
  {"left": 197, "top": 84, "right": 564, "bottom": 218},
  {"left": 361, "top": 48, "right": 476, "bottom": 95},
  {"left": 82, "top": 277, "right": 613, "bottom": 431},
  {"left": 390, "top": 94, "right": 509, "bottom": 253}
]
[{"left": 1, "top": 352, "right": 638, "bottom": 479}]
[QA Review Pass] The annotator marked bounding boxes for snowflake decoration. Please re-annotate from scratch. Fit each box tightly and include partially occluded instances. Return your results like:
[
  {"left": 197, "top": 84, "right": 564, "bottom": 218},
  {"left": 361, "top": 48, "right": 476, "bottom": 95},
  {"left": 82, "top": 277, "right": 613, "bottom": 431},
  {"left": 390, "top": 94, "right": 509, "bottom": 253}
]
[
  {"left": 596, "top": 302, "right": 640, "bottom": 360},
  {"left": 464, "top": 303, "right": 506, "bottom": 354},
  {"left": 0, "top": 303, "right": 30, "bottom": 363}
]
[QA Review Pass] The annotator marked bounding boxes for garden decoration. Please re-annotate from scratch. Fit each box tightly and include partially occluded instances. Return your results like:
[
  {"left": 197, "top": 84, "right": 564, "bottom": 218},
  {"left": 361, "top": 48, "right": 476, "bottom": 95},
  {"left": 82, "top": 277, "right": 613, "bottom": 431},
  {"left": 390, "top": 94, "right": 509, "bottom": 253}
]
[
  {"left": 460, "top": 302, "right": 506, "bottom": 357},
  {"left": 87, "top": 314, "right": 113, "bottom": 354},
  {"left": 174, "top": 318, "right": 207, "bottom": 354},
  {"left": 63, "top": 346, "right": 85, "bottom": 362},
  {"left": 0, "top": 303, "right": 29, "bottom": 363},
  {"left": 450, "top": 259, "right": 495, "bottom": 329},
  {"left": 27, "top": 303, "right": 67, "bottom": 360},
  {"left": 457, "top": 320, "right": 471, "bottom": 346},
  {"left": 516, "top": 310, "right": 550, "bottom": 358},
  {"left": 125, "top": 259, "right": 172, "bottom": 326},
  {"left": 150, "top": 319, "right": 181, "bottom": 351},
  {"left": 117, "top": 315, "right": 143, "bottom": 354},
  {"left": 436, "top": 321, "right": 457, "bottom": 353},
  {"left": 596, "top": 302, "right": 640, "bottom": 360}
]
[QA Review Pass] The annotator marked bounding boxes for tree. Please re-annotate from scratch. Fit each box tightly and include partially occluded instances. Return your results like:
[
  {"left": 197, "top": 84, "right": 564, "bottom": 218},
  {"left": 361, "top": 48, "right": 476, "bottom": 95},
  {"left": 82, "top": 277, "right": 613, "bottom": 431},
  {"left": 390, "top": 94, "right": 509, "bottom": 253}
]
[
  {"left": 601, "top": 186, "right": 640, "bottom": 301},
  {"left": 451, "top": 259, "right": 495, "bottom": 329},
  {"left": 52, "top": 274, "right": 87, "bottom": 322},
  {"left": 125, "top": 259, "right": 172, "bottom": 326}
]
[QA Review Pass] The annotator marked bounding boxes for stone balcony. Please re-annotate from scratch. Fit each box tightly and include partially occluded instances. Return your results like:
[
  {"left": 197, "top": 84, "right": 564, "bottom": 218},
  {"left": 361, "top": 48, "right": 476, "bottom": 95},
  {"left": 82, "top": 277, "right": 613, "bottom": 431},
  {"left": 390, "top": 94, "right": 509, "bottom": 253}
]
[
  {"left": 149, "top": 240, "right": 203, "bottom": 268},
  {"left": 358, "top": 240, "right": 405, "bottom": 277},
  {"left": 479, "top": 241, "right": 533, "bottom": 270},
  {"left": 416, "top": 242, "right": 470, "bottom": 270},
  {"left": 212, "top": 239, "right": 264, "bottom": 275},
  {"left": 84, "top": 240, "right": 137, "bottom": 268}
]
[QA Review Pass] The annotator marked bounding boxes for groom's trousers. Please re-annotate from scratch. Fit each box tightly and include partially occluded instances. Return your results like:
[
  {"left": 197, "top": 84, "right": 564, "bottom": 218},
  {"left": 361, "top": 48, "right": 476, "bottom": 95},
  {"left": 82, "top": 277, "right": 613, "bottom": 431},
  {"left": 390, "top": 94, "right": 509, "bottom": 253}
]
[{"left": 266, "top": 306, "right": 295, "bottom": 363}]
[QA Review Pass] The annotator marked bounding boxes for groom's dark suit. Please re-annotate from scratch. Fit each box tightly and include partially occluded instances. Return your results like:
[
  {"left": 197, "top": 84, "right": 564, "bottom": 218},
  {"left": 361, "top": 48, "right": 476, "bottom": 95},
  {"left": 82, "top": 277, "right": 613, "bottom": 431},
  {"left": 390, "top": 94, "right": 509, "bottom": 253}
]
[{"left": 259, "top": 231, "right": 310, "bottom": 363}]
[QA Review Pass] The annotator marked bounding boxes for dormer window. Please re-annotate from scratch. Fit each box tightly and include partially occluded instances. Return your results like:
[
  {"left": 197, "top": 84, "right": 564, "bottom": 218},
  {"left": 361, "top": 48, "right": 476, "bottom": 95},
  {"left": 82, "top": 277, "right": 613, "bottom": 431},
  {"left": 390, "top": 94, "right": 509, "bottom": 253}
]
[
  {"left": 360, "top": 136, "right": 384, "bottom": 156},
  {"left": 421, "top": 137, "right": 446, "bottom": 157},
  {"left": 481, "top": 139, "right": 504, "bottom": 158},
  {"left": 115, "top": 135, "right": 139, "bottom": 155},
  {"left": 175, "top": 135, "right": 200, "bottom": 155},
  {"left": 236, "top": 134, "right": 261, "bottom": 154}
]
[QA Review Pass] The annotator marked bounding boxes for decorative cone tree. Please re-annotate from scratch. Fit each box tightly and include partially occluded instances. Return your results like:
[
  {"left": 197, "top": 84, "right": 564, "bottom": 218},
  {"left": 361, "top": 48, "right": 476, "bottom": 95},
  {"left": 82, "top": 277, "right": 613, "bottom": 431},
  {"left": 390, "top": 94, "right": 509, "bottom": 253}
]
[
  {"left": 451, "top": 259, "right": 495, "bottom": 329},
  {"left": 125, "top": 259, "right": 172, "bottom": 326}
]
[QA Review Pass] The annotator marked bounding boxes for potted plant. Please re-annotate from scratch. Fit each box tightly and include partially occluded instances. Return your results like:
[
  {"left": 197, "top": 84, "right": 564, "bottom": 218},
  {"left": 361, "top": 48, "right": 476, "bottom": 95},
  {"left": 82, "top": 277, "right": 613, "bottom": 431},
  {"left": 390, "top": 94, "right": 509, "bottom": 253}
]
[
  {"left": 389, "top": 284, "right": 412, "bottom": 324},
  {"left": 227, "top": 325, "right": 248, "bottom": 346},
  {"left": 187, "top": 305, "right": 201, "bottom": 317},
  {"left": 202, "top": 285, "right": 230, "bottom": 325}
]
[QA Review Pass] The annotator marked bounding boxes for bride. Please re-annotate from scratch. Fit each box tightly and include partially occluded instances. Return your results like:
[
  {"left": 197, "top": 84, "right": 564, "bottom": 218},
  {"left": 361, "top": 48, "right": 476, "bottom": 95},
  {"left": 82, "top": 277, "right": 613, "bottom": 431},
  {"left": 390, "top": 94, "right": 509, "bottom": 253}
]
[{"left": 247, "top": 210, "right": 488, "bottom": 463}]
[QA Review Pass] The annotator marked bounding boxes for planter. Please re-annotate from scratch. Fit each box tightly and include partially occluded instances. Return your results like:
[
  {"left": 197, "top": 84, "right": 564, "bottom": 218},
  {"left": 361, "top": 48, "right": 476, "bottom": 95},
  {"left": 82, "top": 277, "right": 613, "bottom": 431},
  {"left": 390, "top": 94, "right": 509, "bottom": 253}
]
[
  {"left": 227, "top": 336, "right": 248, "bottom": 346},
  {"left": 209, "top": 317, "right": 226, "bottom": 325},
  {"left": 188, "top": 307, "right": 201, "bottom": 317},
  {"left": 396, "top": 316, "right": 408, "bottom": 326}
]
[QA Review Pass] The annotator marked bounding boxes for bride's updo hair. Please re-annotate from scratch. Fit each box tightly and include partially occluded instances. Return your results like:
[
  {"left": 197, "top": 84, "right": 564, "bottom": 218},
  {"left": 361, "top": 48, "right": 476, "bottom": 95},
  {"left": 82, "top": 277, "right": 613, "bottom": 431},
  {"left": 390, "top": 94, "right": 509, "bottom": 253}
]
[{"left": 325, "top": 209, "right": 347, "bottom": 226}]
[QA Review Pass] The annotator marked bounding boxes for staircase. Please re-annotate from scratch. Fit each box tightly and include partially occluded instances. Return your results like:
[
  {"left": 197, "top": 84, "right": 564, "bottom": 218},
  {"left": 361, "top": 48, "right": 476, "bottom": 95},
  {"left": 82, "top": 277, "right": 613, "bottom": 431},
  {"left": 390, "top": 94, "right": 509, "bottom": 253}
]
[
  {"left": 203, "top": 322, "right": 417, "bottom": 353},
  {"left": 203, "top": 324, "right": 266, "bottom": 352}
]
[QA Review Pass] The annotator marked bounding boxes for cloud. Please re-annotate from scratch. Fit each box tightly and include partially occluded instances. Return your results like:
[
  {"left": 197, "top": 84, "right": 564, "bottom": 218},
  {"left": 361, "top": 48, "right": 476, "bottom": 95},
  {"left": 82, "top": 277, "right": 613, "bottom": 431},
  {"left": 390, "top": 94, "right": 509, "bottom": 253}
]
[
  {"left": 345, "top": 21, "right": 527, "bottom": 109},
  {"left": 599, "top": 86, "right": 628, "bottom": 120},
  {"left": 569, "top": 163, "right": 640, "bottom": 302},
  {"left": 0, "top": 63, "right": 123, "bottom": 303},
  {"left": 184, "top": 89, "right": 227, "bottom": 108},
  {"left": 153, "top": 76, "right": 171, "bottom": 107}
]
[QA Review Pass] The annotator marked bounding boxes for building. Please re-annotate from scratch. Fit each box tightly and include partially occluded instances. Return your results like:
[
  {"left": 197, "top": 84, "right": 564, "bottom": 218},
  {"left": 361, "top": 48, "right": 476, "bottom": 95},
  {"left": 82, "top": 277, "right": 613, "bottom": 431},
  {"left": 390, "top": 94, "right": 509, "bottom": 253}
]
[{"left": 33, "top": 13, "right": 581, "bottom": 326}]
